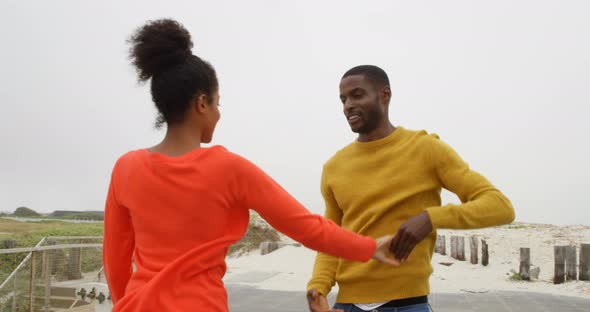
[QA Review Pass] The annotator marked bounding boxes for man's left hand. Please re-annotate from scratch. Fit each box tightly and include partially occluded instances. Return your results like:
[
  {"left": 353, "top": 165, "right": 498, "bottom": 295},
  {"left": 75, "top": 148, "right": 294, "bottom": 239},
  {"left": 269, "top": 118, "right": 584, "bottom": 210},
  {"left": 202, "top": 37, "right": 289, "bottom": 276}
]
[{"left": 389, "top": 211, "right": 433, "bottom": 262}]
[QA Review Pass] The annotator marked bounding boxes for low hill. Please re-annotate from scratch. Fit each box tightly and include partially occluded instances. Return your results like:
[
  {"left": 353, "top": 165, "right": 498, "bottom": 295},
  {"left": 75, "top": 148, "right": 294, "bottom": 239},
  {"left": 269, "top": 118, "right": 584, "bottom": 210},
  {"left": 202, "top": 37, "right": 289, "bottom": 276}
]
[
  {"left": 12, "top": 207, "right": 41, "bottom": 217},
  {"left": 48, "top": 211, "right": 104, "bottom": 220}
]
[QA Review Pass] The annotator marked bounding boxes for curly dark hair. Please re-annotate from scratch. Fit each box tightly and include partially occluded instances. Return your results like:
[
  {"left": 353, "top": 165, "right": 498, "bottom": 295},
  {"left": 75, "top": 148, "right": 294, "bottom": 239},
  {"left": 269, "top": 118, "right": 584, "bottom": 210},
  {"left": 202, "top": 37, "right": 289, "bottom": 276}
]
[{"left": 128, "top": 19, "right": 218, "bottom": 128}]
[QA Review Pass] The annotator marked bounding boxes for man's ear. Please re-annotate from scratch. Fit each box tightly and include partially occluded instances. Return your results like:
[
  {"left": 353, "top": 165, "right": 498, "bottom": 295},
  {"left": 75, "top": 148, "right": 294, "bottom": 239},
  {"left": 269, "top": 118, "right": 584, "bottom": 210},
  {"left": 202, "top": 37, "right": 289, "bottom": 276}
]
[{"left": 381, "top": 86, "right": 392, "bottom": 105}]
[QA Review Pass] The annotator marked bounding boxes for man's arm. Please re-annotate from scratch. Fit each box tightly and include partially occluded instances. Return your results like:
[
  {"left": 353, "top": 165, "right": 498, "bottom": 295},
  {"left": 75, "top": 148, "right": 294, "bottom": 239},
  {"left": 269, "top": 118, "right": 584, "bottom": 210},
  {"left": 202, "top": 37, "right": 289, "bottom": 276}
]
[
  {"left": 390, "top": 134, "right": 515, "bottom": 261},
  {"left": 307, "top": 166, "right": 342, "bottom": 297},
  {"left": 426, "top": 134, "right": 515, "bottom": 229}
]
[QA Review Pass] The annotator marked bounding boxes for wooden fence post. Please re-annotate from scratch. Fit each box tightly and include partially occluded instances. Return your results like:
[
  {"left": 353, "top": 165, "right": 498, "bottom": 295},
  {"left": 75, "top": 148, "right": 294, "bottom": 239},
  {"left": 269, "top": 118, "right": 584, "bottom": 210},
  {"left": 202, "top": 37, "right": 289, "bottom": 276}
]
[
  {"left": 435, "top": 235, "right": 440, "bottom": 254},
  {"left": 43, "top": 250, "right": 52, "bottom": 311},
  {"left": 30, "top": 251, "right": 36, "bottom": 312},
  {"left": 12, "top": 270, "right": 17, "bottom": 312},
  {"left": 470, "top": 237, "right": 479, "bottom": 264},
  {"left": 519, "top": 248, "right": 531, "bottom": 280},
  {"left": 260, "top": 242, "right": 280, "bottom": 255},
  {"left": 457, "top": 236, "right": 465, "bottom": 261},
  {"left": 450, "top": 236, "right": 458, "bottom": 259},
  {"left": 482, "top": 240, "right": 489, "bottom": 266},
  {"left": 2, "top": 239, "right": 16, "bottom": 249},
  {"left": 580, "top": 243, "right": 590, "bottom": 281},
  {"left": 554, "top": 246, "right": 566, "bottom": 284},
  {"left": 67, "top": 248, "right": 82, "bottom": 280},
  {"left": 565, "top": 246, "right": 577, "bottom": 281},
  {"left": 436, "top": 235, "right": 446, "bottom": 255}
]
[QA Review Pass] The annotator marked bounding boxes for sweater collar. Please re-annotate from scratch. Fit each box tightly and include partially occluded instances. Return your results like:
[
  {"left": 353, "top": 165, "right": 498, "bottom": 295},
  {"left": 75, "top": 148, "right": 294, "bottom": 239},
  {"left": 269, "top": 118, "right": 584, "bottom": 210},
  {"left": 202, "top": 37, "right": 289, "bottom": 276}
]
[{"left": 352, "top": 126, "right": 406, "bottom": 150}]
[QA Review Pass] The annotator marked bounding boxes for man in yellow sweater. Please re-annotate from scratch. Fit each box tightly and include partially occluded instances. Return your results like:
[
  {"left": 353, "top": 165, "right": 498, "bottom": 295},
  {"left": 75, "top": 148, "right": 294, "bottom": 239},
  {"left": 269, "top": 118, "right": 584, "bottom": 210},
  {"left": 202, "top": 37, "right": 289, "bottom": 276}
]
[{"left": 306, "top": 65, "right": 515, "bottom": 312}]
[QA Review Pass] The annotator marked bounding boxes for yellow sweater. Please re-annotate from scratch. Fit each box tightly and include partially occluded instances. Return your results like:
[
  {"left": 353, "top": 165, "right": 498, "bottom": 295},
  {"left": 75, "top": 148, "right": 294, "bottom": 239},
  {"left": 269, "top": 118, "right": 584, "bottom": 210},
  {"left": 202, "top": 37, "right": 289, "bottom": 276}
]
[{"left": 307, "top": 127, "right": 515, "bottom": 303}]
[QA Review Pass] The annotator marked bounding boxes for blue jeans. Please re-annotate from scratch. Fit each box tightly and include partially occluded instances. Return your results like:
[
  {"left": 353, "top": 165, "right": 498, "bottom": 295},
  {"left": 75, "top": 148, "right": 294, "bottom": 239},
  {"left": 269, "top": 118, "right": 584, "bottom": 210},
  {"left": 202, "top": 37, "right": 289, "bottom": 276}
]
[{"left": 333, "top": 303, "right": 430, "bottom": 312}]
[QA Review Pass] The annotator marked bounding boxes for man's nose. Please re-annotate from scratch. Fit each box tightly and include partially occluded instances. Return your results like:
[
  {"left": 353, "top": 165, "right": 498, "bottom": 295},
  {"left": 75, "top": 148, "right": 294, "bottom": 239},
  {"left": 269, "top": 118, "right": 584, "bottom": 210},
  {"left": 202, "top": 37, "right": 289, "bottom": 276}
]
[{"left": 343, "top": 100, "right": 354, "bottom": 113}]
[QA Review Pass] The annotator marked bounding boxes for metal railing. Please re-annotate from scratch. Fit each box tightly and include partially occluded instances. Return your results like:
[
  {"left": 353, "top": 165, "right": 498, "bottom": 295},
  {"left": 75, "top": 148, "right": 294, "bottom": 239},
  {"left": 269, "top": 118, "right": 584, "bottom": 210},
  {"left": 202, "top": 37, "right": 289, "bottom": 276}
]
[{"left": 0, "top": 237, "right": 104, "bottom": 312}]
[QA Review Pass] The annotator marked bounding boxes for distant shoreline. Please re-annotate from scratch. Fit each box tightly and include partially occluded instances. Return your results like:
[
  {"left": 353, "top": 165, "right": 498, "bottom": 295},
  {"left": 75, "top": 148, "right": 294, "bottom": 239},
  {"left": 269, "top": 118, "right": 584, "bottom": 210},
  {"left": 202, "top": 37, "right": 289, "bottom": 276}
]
[{"left": 1, "top": 216, "right": 103, "bottom": 224}]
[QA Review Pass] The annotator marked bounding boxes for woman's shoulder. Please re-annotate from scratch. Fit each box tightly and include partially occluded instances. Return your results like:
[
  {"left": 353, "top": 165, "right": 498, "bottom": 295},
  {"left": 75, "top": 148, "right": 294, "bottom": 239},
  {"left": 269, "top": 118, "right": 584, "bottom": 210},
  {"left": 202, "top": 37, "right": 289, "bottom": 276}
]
[
  {"left": 207, "top": 145, "right": 250, "bottom": 166},
  {"left": 207, "top": 145, "right": 265, "bottom": 176},
  {"left": 109, "top": 149, "right": 145, "bottom": 179}
]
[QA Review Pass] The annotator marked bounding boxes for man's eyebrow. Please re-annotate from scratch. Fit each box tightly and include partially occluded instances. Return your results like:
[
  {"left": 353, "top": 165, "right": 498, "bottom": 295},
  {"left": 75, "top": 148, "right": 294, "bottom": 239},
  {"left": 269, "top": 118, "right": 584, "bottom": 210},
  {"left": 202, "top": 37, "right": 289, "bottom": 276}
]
[{"left": 341, "top": 87, "right": 364, "bottom": 98}]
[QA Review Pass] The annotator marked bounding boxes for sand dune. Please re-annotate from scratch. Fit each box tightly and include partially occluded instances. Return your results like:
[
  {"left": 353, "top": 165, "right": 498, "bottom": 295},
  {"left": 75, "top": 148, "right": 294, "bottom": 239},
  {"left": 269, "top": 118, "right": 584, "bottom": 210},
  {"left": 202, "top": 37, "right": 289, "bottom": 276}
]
[{"left": 224, "top": 223, "right": 590, "bottom": 298}]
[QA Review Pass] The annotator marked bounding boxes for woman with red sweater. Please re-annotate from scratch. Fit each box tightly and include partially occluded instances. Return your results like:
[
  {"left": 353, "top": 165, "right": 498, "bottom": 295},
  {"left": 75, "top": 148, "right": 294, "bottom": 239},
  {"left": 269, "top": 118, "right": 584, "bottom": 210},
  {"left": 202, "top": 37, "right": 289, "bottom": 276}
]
[{"left": 103, "top": 19, "right": 398, "bottom": 312}]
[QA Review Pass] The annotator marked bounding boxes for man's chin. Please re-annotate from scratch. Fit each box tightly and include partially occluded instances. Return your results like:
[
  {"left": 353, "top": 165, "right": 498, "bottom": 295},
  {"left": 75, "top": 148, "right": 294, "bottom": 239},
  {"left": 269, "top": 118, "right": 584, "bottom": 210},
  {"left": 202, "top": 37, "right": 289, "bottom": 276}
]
[{"left": 350, "top": 125, "right": 363, "bottom": 133}]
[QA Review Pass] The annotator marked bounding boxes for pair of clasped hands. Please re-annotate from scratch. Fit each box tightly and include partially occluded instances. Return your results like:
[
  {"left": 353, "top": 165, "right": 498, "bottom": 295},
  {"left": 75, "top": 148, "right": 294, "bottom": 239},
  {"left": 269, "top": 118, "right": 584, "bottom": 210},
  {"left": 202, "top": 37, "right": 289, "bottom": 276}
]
[{"left": 307, "top": 212, "right": 432, "bottom": 312}]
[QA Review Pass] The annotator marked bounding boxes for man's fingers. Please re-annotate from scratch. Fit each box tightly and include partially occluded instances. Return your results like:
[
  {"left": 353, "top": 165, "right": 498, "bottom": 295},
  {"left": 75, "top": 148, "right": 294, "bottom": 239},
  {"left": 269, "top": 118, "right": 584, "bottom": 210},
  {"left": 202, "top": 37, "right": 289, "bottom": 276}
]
[
  {"left": 396, "top": 234, "right": 408, "bottom": 259},
  {"left": 402, "top": 238, "right": 418, "bottom": 261},
  {"left": 400, "top": 240, "right": 415, "bottom": 261},
  {"left": 404, "top": 233, "right": 422, "bottom": 260},
  {"left": 307, "top": 288, "right": 333, "bottom": 312},
  {"left": 390, "top": 229, "right": 407, "bottom": 257},
  {"left": 392, "top": 230, "right": 409, "bottom": 259},
  {"left": 389, "top": 232, "right": 401, "bottom": 255},
  {"left": 307, "top": 289, "right": 319, "bottom": 311},
  {"left": 399, "top": 232, "right": 417, "bottom": 260}
]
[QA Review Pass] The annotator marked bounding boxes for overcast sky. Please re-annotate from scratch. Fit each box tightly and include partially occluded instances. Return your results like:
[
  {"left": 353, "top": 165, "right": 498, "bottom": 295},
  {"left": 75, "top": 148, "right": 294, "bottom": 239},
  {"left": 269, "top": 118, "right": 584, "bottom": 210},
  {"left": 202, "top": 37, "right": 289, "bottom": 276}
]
[{"left": 1, "top": 0, "right": 588, "bottom": 225}]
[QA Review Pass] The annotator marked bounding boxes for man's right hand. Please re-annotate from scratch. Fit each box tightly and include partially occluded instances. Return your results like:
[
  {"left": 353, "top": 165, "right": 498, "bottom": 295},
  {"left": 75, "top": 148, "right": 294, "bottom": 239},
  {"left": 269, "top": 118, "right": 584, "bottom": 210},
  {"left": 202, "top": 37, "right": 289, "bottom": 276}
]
[
  {"left": 372, "top": 235, "right": 400, "bottom": 266},
  {"left": 306, "top": 289, "right": 343, "bottom": 312}
]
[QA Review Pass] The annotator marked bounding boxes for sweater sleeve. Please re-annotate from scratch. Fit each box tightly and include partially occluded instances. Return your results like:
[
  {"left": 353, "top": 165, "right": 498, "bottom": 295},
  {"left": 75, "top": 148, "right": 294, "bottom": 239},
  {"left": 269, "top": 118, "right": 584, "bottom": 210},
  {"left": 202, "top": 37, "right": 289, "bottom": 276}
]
[
  {"left": 426, "top": 135, "right": 515, "bottom": 229},
  {"left": 306, "top": 167, "right": 343, "bottom": 296},
  {"left": 233, "top": 154, "right": 376, "bottom": 264},
  {"left": 103, "top": 162, "right": 135, "bottom": 304}
]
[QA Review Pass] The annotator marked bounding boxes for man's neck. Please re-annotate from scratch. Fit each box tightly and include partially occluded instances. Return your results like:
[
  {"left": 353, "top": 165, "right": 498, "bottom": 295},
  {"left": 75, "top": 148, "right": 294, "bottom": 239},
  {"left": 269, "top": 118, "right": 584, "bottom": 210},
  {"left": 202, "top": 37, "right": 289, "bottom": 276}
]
[{"left": 358, "top": 122, "right": 396, "bottom": 142}]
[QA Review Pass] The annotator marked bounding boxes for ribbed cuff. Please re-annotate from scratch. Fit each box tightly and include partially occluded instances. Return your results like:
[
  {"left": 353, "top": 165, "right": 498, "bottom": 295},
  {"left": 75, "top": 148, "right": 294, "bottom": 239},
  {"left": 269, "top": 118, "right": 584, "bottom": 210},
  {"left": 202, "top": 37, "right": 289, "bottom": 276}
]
[
  {"left": 426, "top": 205, "right": 448, "bottom": 229},
  {"left": 307, "top": 281, "right": 332, "bottom": 297}
]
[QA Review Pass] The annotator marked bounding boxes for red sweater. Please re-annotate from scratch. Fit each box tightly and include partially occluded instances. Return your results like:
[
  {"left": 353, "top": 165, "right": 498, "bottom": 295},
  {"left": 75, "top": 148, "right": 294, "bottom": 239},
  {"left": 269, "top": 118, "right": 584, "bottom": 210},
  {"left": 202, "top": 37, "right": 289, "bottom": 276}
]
[{"left": 103, "top": 146, "right": 376, "bottom": 311}]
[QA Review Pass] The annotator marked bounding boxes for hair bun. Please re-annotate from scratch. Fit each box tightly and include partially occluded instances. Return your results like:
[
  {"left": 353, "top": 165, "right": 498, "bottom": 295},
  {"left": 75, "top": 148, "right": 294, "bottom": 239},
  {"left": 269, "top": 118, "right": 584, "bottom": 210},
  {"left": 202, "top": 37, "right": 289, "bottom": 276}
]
[{"left": 128, "top": 19, "right": 193, "bottom": 81}]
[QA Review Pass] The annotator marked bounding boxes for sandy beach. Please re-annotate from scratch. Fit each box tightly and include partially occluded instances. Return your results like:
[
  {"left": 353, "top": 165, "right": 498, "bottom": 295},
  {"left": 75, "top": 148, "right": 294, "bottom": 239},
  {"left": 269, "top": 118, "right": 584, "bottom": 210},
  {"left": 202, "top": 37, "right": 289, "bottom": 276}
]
[{"left": 224, "top": 223, "right": 590, "bottom": 298}]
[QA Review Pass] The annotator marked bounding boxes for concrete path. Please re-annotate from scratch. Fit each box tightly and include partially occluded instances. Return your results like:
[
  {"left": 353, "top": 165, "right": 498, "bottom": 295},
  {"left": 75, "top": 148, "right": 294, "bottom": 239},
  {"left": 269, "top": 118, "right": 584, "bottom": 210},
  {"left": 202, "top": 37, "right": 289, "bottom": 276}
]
[{"left": 227, "top": 285, "right": 590, "bottom": 312}]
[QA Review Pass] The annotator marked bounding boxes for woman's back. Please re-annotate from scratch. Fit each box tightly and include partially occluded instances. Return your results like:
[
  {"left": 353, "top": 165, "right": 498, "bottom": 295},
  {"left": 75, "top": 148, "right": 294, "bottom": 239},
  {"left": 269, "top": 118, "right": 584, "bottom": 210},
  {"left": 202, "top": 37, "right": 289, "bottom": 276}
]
[
  {"left": 105, "top": 146, "right": 251, "bottom": 311},
  {"left": 104, "top": 145, "right": 377, "bottom": 311},
  {"left": 125, "top": 146, "right": 247, "bottom": 260}
]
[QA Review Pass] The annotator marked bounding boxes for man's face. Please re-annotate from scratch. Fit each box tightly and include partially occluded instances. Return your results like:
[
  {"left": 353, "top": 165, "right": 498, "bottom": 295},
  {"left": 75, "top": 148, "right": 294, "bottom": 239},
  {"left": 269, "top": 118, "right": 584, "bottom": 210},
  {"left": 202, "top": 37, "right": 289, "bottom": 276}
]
[{"left": 339, "top": 75, "right": 383, "bottom": 134}]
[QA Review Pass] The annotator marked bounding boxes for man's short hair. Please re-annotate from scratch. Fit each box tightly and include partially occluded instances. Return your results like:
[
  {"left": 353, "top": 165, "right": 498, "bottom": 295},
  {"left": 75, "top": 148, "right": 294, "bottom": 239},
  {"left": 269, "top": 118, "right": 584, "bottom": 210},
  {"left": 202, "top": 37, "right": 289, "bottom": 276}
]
[{"left": 342, "top": 65, "right": 390, "bottom": 89}]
